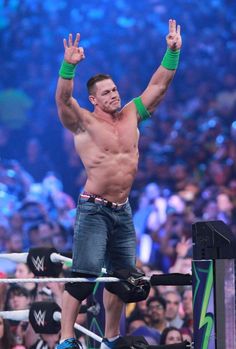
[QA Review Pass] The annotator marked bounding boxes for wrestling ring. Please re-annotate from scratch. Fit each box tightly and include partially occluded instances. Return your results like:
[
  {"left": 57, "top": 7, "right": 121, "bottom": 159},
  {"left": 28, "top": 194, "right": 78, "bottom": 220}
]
[{"left": 0, "top": 220, "right": 235, "bottom": 349}]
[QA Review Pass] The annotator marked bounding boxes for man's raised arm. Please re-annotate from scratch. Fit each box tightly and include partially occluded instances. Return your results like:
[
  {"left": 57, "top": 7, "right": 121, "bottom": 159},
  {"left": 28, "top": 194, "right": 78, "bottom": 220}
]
[
  {"left": 55, "top": 33, "right": 86, "bottom": 133},
  {"left": 136, "top": 19, "right": 182, "bottom": 118}
]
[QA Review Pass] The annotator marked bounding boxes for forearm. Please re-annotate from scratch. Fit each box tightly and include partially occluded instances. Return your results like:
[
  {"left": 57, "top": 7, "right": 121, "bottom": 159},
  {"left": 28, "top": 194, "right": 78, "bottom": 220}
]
[
  {"left": 148, "top": 65, "right": 175, "bottom": 96},
  {"left": 149, "top": 46, "right": 180, "bottom": 88},
  {"left": 56, "top": 59, "right": 78, "bottom": 106},
  {"left": 55, "top": 77, "right": 74, "bottom": 107},
  {"left": 141, "top": 48, "right": 180, "bottom": 113},
  {"left": 55, "top": 77, "right": 81, "bottom": 132}
]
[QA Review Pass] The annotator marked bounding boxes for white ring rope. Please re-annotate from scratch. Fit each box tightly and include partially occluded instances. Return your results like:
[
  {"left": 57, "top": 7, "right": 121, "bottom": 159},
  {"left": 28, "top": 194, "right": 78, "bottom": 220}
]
[
  {"left": 53, "top": 312, "right": 102, "bottom": 343},
  {"left": 0, "top": 310, "right": 102, "bottom": 343},
  {"left": 0, "top": 276, "right": 130, "bottom": 284},
  {"left": 0, "top": 310, "right": 29, "bottom": 321},
  {"left": 0, "top": 252, "right": 107, "bottom": 274},
  {"left": 0, "top": 252, "right": 28, "bottom": 263}
]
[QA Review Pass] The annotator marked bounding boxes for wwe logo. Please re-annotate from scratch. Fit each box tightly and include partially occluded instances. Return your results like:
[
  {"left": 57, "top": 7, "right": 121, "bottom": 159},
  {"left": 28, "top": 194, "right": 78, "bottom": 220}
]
[
  {"left": 31, "top": 256, "right": 45, "bottom": 272},
  {"left": 34, "top": 310, "right": 46, "bottom": 326}
]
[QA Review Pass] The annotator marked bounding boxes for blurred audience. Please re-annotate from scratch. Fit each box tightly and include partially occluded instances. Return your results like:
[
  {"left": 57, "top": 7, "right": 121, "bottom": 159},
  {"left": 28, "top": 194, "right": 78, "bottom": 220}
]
[
  {"left": 159, "top": 326, "right": 183, "bottom": 345},
  {"left": 1, "top": 0, "right": 236, "bottom": 347}
]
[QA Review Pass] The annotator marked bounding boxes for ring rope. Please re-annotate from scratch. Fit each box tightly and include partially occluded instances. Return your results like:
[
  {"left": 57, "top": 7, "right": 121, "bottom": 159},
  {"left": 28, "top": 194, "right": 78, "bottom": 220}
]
[
  {"left": 54, "top": 312, "right": 103, "bottom": 342},
  {"left": 0, "top": 309, "right": 103, "bottom": 343},
  {"left": 0, "top": 310, "right": 193, "bottom": 347},
  {"left": 0, "top": 252, "right": 107, "bottom": 273},
  {"left": 0, "top": 276, "right": 130, "bottom": 284},
  {"left": 0, "top": 252, "right": 28, "bottom": 263},
  {"left": 0, "top": 310, "right": 29, "bottom": 321}
]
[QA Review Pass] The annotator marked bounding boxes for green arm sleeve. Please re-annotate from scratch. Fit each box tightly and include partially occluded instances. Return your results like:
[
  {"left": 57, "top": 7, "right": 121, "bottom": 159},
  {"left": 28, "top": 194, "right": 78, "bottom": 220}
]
[{"left": 133, "top": 96, "right": 151, "bottom": 121}]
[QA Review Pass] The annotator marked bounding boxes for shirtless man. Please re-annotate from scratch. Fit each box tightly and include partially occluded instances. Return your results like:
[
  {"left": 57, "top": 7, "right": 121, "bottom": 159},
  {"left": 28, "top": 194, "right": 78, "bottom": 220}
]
[{"left": 56, "top": 19, "right": 182, "bottom": 349}]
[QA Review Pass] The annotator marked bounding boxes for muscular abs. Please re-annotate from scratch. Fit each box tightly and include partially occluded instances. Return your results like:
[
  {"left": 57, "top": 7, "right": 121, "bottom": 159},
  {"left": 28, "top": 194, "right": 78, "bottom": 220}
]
[{"left": 74, "top": 112, "right": 139, "bottom": 203}]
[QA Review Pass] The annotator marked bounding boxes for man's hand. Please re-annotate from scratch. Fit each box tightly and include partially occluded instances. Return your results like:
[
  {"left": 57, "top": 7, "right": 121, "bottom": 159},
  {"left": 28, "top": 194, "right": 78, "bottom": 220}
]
[
  {"left": 63, "top": 33, "right": 85, "bottom": 64},
  {"left": 166, "top": 19, "right": 182, "bottom": 51}
]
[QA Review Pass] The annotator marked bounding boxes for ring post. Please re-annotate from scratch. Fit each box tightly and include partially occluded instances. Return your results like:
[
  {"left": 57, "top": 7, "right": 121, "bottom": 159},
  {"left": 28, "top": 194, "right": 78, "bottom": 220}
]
[{"left": 192, "top": 220, "right": 236, "bottom": 349}]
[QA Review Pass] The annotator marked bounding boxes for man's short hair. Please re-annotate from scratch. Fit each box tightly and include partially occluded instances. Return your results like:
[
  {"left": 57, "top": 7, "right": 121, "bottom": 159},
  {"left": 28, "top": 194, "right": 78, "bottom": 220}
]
[
  {"left": 8, "top": 284, "right": 31, "bottom": 298},
  {"left": 147, "top": 296, "right": 167, "bottom": 310},
  {"left": 87, "top": 74, "right": 112, "bottom": 95}
]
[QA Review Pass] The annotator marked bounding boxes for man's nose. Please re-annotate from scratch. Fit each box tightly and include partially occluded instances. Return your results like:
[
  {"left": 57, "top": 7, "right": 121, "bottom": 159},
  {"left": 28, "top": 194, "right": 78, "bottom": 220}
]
[{"left": 111, "top": 91, "right": 117, "bottom": 97}]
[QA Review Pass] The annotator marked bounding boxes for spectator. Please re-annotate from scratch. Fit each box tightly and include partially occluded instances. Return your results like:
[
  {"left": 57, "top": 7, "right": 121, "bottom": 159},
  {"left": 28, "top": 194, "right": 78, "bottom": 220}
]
[
  {"left": 163, "top": 290, "right": 183, "bottom": 328},
  {"left": 159, "top": 326, "right": 183, "bottom": 345},
  {"left": 180, "top": 327, "right": 193, "bottom": 344},
  {"left": 37, "top": 222, "right": 54, "bottom": 247},
  {"left": 4, "top": 285, "right": 33, "bottom": 347},
  {"left": 147, "top": 296, "right": 169, "bottom": 333},
  {"left": 0, "top": 272, "right": 8, "bottom": 310},
  {"left": 181, "top": 287, "right": 193, "bottom": 333},
  {"left": 0, "top": 316, "right": 16, "bottom": 349},
  {"left": 5, "top": 284, "right": 32, "bottom": 312},
  {"left": 15, "top": 263, "right": 37, "bottom": 299},
  {"left": 21, "top": 139, "right": 53, "bottom": 182},
  {"left": 5, "top": 233, "right": 24, "bottom": 254}
]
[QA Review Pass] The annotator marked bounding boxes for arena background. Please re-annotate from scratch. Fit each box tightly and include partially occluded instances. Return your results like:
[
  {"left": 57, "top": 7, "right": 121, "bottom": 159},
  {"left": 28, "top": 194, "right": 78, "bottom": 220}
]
[
  {"left": 0, "top": 1, "right": 236, "bottom": 348},
  {"left": 0, "top": 0, "right": 236, "bottom": 269}
]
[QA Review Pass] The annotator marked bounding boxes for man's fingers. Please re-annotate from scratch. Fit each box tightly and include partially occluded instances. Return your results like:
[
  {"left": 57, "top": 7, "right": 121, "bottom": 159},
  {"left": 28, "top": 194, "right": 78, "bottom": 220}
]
[
  {"left": 78, "top": 47, "right": 85, "bottom": 59},
  {"left": 68, "top": 33, "right": 73, "bottom": 47},
  {"left": 63, "top": 38, "right": 67, "bottom": 49},
  {"left": 78, "top": 46, "right": 84, "bottom": 54},
  {"left": 177, "top": 24, "right": 181, "bottom": 35},
  {"left": 169, "top": 19, "right": 176, "bottom": 34},
  {"left": 74, "top": 33, "right": 80, "bottom": 47}
]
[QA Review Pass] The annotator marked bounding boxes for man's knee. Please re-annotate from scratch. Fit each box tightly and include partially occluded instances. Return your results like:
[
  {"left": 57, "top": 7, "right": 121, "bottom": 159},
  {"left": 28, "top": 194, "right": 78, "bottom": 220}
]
[{"left": 65, "top": 272, "right": 96, "bottom": 301}]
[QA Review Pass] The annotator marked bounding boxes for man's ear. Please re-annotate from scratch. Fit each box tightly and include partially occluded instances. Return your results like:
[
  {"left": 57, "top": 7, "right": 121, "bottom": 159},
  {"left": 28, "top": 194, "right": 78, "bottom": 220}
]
[{"left": 89, "top": 95, "right": 97, "bottom": 106}]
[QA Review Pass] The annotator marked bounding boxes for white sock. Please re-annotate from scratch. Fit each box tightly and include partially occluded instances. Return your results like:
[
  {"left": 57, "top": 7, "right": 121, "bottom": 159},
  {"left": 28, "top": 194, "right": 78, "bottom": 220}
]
[
  {"left": 59, "top": 337, "right": 74, "bottom": 344},
  {"left": 107, "top": 335, "right": 120, "bottom": 342},
  {"left": 100, "top": 335, "right": 120, "bottom": 349}
]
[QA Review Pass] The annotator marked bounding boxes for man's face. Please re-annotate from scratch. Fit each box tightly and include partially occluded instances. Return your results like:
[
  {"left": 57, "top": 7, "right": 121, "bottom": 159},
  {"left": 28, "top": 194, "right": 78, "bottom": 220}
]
[
  {"left": 9, "top": 291, "right": 30, "bottom": 310},
  {"left": 148, "top": 301, "right": 166, "bottom": 323},
  {"left": 165, "top": 292, "right": 181, "bottom": 321},
  {"left": 182, "top": 289, "right": 193, "bottom": 317},
  {"left": 91, "top": 79, "right": 121, "bottom": 113}
]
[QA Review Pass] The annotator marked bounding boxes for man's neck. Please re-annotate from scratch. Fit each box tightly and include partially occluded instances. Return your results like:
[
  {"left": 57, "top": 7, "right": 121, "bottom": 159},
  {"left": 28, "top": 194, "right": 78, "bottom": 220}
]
[{"left": 93, "top": 109, "right": 120, "bottom": 123}]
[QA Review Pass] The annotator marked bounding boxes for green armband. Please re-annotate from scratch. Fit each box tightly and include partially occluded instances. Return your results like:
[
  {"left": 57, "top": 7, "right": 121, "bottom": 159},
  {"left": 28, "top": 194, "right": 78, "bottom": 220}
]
[
  {"left": 133, "top": 96, "right": 151, "bottom": 121},
  {"left": 161, "top": 48, "right": 180, "bottom": 70},
  {"left": 59, "top": 60, "right": 77, "bottom": 79}
]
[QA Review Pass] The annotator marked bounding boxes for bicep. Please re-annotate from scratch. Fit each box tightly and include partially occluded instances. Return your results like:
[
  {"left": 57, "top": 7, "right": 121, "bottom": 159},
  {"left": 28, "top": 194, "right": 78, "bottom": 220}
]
[
  {"left": 57, "top": 97, "right": 86, "bottom": 133},
  {"left": 141, "top": 65, "right": 175, "bottom": 113},
  {"left": 140, "top": 84, "right": 166, "bottom": 114}
]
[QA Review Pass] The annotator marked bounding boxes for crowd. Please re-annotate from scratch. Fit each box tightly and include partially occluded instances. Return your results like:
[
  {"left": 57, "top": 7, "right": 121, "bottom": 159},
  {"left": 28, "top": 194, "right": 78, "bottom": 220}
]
[{"left": 1, "top": 0, "right": 236, "bottom": 348}]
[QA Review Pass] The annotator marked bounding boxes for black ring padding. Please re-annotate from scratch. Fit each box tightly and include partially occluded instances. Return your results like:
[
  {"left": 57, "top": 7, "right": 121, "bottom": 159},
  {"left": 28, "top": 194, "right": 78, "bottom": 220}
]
[
  {"left": 27, "top": 247, "right": 63, "bottom": 277},
  {"left": 29, "top": 301, "right": 61, "bottom": 334},
  {"left": 105, "top": 269, "right": 151, "bottom": 303},
  {"left": 148, "top": 340, "right": 192, "bottom": 349},
  {"left": 150, "top": 273, "right": 192, "bottom": 286}
]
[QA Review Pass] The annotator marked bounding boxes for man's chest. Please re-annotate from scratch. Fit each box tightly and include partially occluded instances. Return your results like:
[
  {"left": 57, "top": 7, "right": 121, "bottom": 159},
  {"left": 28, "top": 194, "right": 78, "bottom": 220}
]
[{"left": 87, "top": 117, "right": 140, "bottom": 152}]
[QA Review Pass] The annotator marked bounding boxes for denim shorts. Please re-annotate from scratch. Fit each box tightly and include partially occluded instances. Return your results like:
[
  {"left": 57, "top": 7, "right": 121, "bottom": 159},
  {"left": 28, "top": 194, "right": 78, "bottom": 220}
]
[{"left": 71, "top": 197, "right": 136, "bottom": 275}]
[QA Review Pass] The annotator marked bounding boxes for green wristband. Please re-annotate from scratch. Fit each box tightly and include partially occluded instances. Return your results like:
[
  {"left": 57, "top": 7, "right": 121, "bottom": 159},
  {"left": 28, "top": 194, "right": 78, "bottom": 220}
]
[
  {"left": 59, "top": 60, "right": 77, "bottom": 79},
  {"left": 161, "top": 48, "right": 180, "bottom": 70}
]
